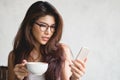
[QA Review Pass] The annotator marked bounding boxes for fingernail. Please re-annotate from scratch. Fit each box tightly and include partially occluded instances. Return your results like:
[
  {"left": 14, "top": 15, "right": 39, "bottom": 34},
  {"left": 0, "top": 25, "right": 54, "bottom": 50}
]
[{"left": 23, "top": 59, "right": 27, "bottom": 64}]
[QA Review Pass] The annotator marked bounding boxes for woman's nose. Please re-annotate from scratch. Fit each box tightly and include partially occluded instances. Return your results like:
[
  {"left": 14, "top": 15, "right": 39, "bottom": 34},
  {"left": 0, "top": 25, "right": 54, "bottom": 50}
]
[{"left": 44, "top": 27, "right": 51, "bottom": 34}]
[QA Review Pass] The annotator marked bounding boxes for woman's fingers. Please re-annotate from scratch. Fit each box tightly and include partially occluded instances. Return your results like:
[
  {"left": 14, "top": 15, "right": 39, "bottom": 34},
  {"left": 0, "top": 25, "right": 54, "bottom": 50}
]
[
  {"left": 14, "top": 60, "right": 28, "bottom": 80},
  {"left": 15, "top": 71, "right": 28, "bottom": 80},
  {"left": 75, "top": 60, "right": 86, "bottom": 67},
  {"left": 70, "top": 59, "right": 87, "bottom": 79},
  {"left": 70, "top": 64, "right": 81, "bottom": 74},
  {"left": 14, "top": 64, "right": 28, "bottom": 74},
  {"left": 70, "top": 63, "right": 85, "bottom": 76},
  {"left": 72, "top": 60, "right": 86, "bottom": 72},
  {"left": 84, "top": 58, "right": 87, "bottom": 63},
  {"left": 71, "top": 67, "right": 84, "bottom": 79},
  {"left": 22, "top": 59, "right": 27, "bottom": 64}
]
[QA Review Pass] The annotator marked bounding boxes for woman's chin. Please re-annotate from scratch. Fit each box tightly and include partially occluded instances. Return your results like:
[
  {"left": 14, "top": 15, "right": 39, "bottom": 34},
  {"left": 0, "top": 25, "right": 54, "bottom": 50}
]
[{"left": 40, "top": 41, "right": 48, "bottom": 45}]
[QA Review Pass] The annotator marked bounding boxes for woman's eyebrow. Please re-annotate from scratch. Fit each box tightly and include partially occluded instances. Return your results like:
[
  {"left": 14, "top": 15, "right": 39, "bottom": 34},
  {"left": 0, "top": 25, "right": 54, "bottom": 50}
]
[{"left": 37, "top": 22, "right": 56, "bottom": 26}]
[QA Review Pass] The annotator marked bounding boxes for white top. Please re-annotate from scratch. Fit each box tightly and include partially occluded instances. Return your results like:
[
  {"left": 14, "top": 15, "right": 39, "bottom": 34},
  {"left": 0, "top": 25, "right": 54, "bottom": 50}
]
[{"left": 27, "top": 73, "right": 45, "bottom": 80}]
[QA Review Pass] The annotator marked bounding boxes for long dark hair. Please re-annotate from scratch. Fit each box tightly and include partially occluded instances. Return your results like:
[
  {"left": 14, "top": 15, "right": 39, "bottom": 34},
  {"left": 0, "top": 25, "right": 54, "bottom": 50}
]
[{"left": 12, "top": 1, "right": 65, "bottom": 80}]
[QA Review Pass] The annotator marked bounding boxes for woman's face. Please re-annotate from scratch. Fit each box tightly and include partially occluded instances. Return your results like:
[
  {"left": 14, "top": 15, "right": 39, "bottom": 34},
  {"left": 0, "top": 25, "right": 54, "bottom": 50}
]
[{"left": 32, "top": 15, "right": 55, "bottom": 45}]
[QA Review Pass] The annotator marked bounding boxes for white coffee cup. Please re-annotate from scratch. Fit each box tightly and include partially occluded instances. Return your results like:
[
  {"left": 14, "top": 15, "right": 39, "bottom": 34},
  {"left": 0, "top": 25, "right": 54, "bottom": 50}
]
[{"left": 26, "top": 62, "right": 48, "bottom": 75}]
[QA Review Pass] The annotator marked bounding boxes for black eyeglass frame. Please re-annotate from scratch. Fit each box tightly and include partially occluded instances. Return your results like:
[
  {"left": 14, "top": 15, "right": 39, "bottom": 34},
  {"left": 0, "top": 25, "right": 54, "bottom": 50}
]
[{"left": 34, "top": 22, "right": 56, "bottom": 32}]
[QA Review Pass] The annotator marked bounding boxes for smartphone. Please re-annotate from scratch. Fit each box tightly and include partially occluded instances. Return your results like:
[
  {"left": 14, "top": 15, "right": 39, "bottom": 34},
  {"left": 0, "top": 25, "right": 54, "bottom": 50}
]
[{"left": 75, "top": 47, "right": 89, "bottom": 60}]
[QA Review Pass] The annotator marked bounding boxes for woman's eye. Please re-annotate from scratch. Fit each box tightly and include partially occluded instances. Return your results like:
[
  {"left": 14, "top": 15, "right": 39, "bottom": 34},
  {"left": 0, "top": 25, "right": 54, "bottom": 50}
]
[
  {"left": 51, "top": 25, "right": 56, "bottom": 28},
  {"left": 40, "top": 24, "right": 46, "bottom": 27}
]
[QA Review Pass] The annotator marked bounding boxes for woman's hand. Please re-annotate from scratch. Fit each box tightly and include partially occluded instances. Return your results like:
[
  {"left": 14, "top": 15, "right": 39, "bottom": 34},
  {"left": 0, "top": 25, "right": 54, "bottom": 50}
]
[
  {"left": 70, "top": 58, "right": 87, "bottom": 80},
  {"left": 14, "top": 60, "right": 28, "bottom": 80}
]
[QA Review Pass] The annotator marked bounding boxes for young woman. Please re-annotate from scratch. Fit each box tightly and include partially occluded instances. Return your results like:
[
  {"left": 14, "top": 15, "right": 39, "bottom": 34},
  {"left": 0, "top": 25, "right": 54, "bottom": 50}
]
[{"left": 8, "top": 1, "right": 87, "bottom": 80}]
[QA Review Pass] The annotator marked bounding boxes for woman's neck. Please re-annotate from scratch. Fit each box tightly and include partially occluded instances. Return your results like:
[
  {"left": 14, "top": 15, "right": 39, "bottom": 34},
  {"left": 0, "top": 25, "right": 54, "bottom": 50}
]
[{"left": 29, "top": 45, "right": 42, "bottom": 62}]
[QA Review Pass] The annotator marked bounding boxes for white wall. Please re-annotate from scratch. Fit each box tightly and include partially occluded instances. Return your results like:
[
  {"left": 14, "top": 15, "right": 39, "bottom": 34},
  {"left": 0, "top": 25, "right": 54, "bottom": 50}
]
[{"left": 0, "top": 0, "right": 120, "bottom": 80}]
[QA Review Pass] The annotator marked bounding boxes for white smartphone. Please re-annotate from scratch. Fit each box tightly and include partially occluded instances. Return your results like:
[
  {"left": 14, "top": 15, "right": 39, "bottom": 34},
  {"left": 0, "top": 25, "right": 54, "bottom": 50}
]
[{"left": 75, "top": 47, "right": 89, "bottom": 60}]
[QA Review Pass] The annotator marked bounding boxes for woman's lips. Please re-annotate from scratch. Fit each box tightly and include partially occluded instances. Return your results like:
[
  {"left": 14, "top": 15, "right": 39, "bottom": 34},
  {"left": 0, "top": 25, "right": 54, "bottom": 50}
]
[{"left": 42, "top": 37, "right": 50, "bottom": 41}]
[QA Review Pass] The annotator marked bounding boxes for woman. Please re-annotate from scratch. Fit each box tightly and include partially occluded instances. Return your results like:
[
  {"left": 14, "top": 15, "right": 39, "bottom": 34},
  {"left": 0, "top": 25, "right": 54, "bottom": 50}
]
[{"left": 8, "top": 1, "right": 87, "bottom": 80}]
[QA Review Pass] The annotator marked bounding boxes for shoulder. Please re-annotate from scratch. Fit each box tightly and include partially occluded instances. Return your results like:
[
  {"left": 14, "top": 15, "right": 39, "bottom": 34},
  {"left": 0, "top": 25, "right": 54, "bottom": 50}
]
[
  {"left": 8, "top": 51, "right": 16, "bottom": 80},
  {"left": 8, "top": 51, "right": 15, "bottom": 66},
  {"left": 8, "top": 51, "right": 14, "bottom": 60},
  {"left": 60, "top": 43, "right": 71, "bottom": 53},
  {"left": 60, "top": 43, "right": 72, "bottom": 60}
]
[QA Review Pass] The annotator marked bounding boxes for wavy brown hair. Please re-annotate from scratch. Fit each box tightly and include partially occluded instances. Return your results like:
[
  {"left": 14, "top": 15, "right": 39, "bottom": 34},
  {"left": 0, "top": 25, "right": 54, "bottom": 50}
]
[{"left": 12, "top": 1, "right": 65, "bottom": 80}]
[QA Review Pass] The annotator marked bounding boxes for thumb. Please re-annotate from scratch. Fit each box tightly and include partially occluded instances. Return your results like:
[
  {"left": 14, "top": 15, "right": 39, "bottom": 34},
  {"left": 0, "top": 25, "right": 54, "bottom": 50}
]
[
  {"left": 22, "top": 59, "right": 28, "bottom": 65},
  {"left": 84, "top": 58, "right": 87, "bottom": 63}
]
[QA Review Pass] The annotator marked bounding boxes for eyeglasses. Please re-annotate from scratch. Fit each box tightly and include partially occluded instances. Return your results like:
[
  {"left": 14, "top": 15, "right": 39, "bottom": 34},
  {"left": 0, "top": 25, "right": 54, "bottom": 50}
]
[{"left": 35, "top": 22, "right": 56, "bottom": 32}]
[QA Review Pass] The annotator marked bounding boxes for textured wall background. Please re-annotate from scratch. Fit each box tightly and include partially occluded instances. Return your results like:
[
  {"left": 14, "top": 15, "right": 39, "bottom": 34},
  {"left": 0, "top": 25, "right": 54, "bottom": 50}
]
[{"left": 0, "top": 0, "right": 120, "bottom": 80}]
